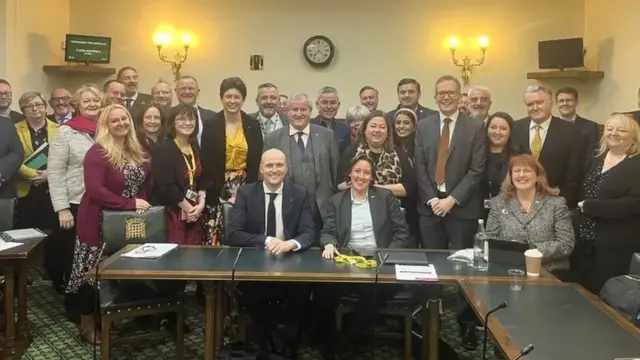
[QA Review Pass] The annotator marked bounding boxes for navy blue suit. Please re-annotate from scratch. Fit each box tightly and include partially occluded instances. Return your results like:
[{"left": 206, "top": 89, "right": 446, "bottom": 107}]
[
  {"left": 311, "top": 117, "right": 350, "bottom": 155},
  {"left": 227, "top": 180, "right": 316, "bottom": 249}
]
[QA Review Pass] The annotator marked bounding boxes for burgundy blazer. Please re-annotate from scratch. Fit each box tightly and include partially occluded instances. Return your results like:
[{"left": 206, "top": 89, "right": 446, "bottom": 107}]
[{"left": 76, "top": 144, "right": 151, "bottom": 247}]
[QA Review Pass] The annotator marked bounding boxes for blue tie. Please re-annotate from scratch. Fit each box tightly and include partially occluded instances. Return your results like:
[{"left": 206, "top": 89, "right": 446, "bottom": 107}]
[{"left": 297, "top": 132, "right": 305, "bottom": 153}]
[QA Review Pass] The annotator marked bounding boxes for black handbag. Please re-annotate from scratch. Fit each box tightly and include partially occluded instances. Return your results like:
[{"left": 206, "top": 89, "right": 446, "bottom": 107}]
[
  {"left": 600, "top": 274, "right": 640, "bottom": 327},
  {"left": 101, "top": 206, "right": 167, "bottom": 255}
]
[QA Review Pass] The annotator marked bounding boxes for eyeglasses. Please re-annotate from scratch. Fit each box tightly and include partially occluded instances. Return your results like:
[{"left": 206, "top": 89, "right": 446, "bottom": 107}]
[
  {"left": 175, "top": 117, "right": 196, "bottom": 123},
  {"left": 51, "top": 96, "right": 70, "bottom": 103},
  {"left": 436, "top": 91, "right": 458, "bottom": 99},
  {"left": 0, "top": 92, "right": 12, "bottom": 98},
  {"left": 134, "top": 245, "right": 157, "bottom": 254},
  {"left": 23, "top": 103, "right": 45, "bottom": 111}
]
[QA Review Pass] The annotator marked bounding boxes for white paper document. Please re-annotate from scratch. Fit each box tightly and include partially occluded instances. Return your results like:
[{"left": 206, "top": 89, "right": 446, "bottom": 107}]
[
  {"left": 0, "top": 240, "right": 23, "bottom": 252},
  {"left": 0, "top": 228, "right": 46, "bottom": 241},
  {"left": 121, "top": 243, "right": 178, "bottom": 259},
  {"left": 395, "top": 264, "right": 439, "bottom": 281}
]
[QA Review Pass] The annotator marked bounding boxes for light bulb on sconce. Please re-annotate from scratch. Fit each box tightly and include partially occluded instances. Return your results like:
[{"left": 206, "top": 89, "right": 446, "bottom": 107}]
[
  {"left": 153, "top": 29, "right": 192, "bottom": 83},
  {"left": 448, "top": 35, "right": 489, "bottom": 86}
]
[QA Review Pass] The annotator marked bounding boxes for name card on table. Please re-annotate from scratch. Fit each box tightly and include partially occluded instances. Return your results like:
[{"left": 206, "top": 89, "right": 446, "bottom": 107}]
[{"left": 395, "top": 264, "right": 438, "bottom": 281}]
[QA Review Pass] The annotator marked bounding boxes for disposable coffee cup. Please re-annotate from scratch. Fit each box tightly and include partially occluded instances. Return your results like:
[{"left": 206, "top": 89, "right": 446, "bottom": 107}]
[{"left": 524, "top": 249, "right": 543, "bottom": 277}]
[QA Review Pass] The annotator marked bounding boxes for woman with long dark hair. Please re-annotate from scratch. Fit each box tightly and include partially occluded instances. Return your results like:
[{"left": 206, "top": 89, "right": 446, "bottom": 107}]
[{"left": 133, "top": 103, "right": 166, "bottom": 155}]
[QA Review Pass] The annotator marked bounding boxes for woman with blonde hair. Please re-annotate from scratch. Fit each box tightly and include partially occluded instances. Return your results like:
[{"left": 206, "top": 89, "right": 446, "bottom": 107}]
[
  {"left": 486, "top": 154, "right": 575, "bottom": 274},
  {"left": 65, "top": 104, "right": 151, "bottom": 344},
  {"left": 577, "top": 113, "right": 640, "bottom": 293},
  {"left": 48, "top": 84, "right": 102, "bottom": 294}
]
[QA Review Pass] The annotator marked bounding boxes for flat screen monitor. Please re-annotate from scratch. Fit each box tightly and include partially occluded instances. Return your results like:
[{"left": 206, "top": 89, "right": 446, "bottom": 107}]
[
  {"left": 538, "top": 37, "right": 584, "bottom": 70},
  {"left": 64, "top": 34, "right": 111, "bottom": 64}
]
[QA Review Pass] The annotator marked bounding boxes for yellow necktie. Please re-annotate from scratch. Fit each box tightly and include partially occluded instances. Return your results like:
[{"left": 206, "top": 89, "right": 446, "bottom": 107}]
[{"left": 531, "top": 125, "right": 542, "bottom": 159}]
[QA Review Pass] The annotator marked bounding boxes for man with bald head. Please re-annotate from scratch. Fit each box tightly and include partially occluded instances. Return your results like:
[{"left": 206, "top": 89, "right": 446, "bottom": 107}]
[
  {"left": 47, "top": 88, "right": 73, "bottom": 124},
  {"left": 228, "top": 148, "right": 315, "bottom": 251}
]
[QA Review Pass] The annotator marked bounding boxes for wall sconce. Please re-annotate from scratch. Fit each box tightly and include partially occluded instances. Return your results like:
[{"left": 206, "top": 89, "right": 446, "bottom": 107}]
[
  {"left": 448, "top": 36, "right": 489, "bottom": 86},
  {"left": 154, "top": 32, "right": 192, "bottom": 82}
]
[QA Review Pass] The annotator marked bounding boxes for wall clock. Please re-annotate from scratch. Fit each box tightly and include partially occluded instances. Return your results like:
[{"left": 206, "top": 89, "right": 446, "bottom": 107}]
[{"left": 303, "top": 35, "right": 335, "bottom": 67}]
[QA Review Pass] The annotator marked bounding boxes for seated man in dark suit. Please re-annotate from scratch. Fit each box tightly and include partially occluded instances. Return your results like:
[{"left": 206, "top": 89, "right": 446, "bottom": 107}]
[{"left": 226, "top": 148, "right": 315, "bottom": 356}]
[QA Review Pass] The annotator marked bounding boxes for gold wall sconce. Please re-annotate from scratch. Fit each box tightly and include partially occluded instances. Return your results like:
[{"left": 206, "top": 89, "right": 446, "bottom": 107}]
[
  {"left": 448, "top": 36, "right": 489, "bottom": 86},
  {"left": 154, "top": 32, "right": 192, "bottom": 82}
]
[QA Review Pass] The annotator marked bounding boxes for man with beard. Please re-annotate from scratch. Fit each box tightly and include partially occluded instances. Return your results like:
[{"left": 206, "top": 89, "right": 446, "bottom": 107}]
[
  {"left": 386, "top": 78, "right": 437, "bottom": 124},
  {"left": 47, "top": 88, "right": 74, "bottom": 124},
  {"left": 467, "top": 86, "right": 492, "bottom": 125},
  {"left": 555, "top": 86, "right": 599, "bottom": 172},
  {"left": 250, "top": 83, "right": 289, "bottom": 137},
  {"left": 117, "top": 66, "right": 153, "bottom": 112}
]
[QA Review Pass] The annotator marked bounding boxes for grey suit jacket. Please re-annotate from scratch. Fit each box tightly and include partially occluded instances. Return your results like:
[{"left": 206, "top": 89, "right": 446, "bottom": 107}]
[
  {"left": 263, "top": 123, "right": 339, "bottom": 220},
  {"left": 485, "top": 193, "right": 575, "bottom": 271},
  {"left": 320, "top": 187, "right": 410, "bottom": 249},
  {"left": 414, "top": 112, "right": 485, "bottom": 218},
  {"left": 0, "top": 118, "right": 25, "bottom": 198}
]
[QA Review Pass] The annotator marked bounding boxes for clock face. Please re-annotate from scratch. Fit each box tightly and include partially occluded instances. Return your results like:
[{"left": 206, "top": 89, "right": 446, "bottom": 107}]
[{"left": 303, "top": 35, "right": 334, "bottom": 67}]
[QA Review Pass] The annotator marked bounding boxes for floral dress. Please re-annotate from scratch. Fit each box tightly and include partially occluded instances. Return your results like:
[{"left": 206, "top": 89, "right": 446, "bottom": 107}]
[{"left": 65, "top": 163, "right": 145, "bottom": 293}]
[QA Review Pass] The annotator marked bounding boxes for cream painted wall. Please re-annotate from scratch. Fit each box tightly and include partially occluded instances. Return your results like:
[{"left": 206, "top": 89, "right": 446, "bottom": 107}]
[
  {"left": 0, "top": 0, "right": 7, "bottom": 79},
  {"left": 68, "top": 0, "right": 587, "bottom": 118},
  {"left": 2, "top": 0, "right": 70, "bottom": 99},
  {"left": 584, "top": 0, "right": 640, "bottom": 122}
]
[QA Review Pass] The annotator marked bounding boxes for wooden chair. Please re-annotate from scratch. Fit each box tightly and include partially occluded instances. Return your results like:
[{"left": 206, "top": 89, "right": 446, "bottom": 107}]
[
  {"left": 98, "top": 207, "right": 185, "bottom": 360},
  {"left": 336, "top": 291, "right": 415, "bottom": 360}
]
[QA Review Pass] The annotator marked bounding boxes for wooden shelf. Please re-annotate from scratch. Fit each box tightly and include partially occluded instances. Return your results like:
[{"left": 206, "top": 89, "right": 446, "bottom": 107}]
[
  {"left": 527, "top": 70, "right": 604, "bottom": 80},
  {"left": 42, "top": 65, "right": 116, "bottom": 75}
]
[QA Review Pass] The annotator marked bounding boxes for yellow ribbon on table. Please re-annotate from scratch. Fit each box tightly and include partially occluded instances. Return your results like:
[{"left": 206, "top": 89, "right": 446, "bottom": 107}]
[{"left": 334, "top": 254, "right": 377, "bottom": 269}]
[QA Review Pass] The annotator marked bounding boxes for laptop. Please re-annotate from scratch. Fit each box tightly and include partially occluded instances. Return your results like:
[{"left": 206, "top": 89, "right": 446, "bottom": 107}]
[
  {"left": 488, "top": 239, "right": 529, "bottom": 267},
  {"left": 379, "top": 251, "right": 429, "bottom": 266}
]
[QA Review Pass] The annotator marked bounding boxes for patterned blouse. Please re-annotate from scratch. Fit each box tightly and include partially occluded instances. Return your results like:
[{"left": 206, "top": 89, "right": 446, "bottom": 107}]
[{"left": 579, "top": 158, "right": 611, "bottom": 242}]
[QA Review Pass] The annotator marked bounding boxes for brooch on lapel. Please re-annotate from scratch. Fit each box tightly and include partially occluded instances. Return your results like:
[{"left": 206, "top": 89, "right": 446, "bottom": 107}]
[{"left": 501, "top": 208, "right": 508, "bottom": 215}]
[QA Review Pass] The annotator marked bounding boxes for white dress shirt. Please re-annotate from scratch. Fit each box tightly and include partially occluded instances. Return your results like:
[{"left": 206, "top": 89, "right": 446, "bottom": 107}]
[
  {"left": 195, "top": 105, "right": 204, "bottom": 145},
  {"left": 437, "top": 111, "right": 459, "bottom": 193},
  {"left": 288, "top": 124, "right": 310, "bottom": 147},
  {"left": 263, "top": 182, "right": 301, "bottom": 251},
  {"left": 529, "top": 117, "right": 552, "bottom": 149},
  {"left": 348, "top": 191, "right": 376, "bottom": 249},
  {"left": 125, "top": 91, "right": 139, "bottom": 107}
]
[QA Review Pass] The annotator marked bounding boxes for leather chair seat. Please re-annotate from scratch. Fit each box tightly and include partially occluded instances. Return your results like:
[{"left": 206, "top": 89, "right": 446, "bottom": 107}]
[{"left": 100, "top": 280, "right": 180, "bottom": 312}]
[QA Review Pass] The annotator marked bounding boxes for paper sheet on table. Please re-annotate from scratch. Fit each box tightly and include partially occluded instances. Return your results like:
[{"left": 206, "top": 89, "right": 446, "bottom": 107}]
[
  {"left": 0, "top": 228, "right": 46, "bottom": 241},
  {"left": 121, "top": 243, "right": 178, "bottom": 259},
  {"left": 395, "top": 264, "right": 439, "bottom": 281},
  {"left": 0, "top": 240, "right": 23, "bottom": 252}
]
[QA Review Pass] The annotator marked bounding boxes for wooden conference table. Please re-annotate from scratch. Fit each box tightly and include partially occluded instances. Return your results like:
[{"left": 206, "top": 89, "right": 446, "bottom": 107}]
[
  {"left": 98, "top": 246, "right": 557, "bottom": 360},
  {"left": 461, "top": 280, "right": 640, "bottom": 360},
  {"left": 0, "top": 235, "right": 46, "bottom": 360}
]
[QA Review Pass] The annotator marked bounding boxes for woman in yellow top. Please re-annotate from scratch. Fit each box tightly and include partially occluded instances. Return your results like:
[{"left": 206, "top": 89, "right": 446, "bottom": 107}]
[
  {"left": 14, "top": 91, "right": 59, "bottom": 229},
  {"left": 14, "top": 91, "right": 60, "bottom": 287},
  {"left": 201, "top": 77, "right": 263, "bottom": 245}
]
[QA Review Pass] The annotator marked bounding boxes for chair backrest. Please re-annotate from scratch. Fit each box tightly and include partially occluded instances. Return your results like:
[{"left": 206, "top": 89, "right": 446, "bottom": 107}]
[
  {"left": 101, "top": 206, "right": 167, "bottom": 255},
  {"left": 222, "top": 203, "right": 233, "bottom": 244},
  {"left": 630, "top": 253, "right": 640, "bottom": 276},
  {"left": 0, "top": 198, "right": 16, "bottom": 232}
]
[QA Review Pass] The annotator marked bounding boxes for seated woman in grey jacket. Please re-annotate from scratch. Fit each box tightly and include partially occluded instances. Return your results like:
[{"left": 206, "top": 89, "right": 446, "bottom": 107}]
[{"left": 486, "top": 154, "right": 575, "bottom": 273}]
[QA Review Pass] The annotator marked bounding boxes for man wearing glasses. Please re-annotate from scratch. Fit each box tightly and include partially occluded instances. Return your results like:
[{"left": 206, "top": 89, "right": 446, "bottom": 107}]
[
  {"left": 47, "top": 88, "right": 74, "bottom": 124},
  {"left": 0, "top": 79, "right": 24, "bottom": 123}
]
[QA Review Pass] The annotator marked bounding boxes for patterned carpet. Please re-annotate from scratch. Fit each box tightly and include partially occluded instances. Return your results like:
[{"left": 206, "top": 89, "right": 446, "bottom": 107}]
[{"left": 21, "top": 269, "right": 504, "bottom": 360}]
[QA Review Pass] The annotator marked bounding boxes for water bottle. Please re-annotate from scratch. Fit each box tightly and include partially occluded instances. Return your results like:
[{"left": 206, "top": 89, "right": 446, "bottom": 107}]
[{"left": 473, "top": 219, "right": 489, "bottom": 271}]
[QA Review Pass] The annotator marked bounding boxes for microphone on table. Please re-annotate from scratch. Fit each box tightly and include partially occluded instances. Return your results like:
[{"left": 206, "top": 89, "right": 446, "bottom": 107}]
[
  {"left": 231, "top": 247, "right": 243, "bottom": 282},
  {"left": 482, "top": 301, "right": 509, "bottom": 360},
  {"left": 513, "top": 344, "right": 534, "bottom": 360},
  {"left": 375, "top": 252, "right": 390, "bottom": 286}
]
